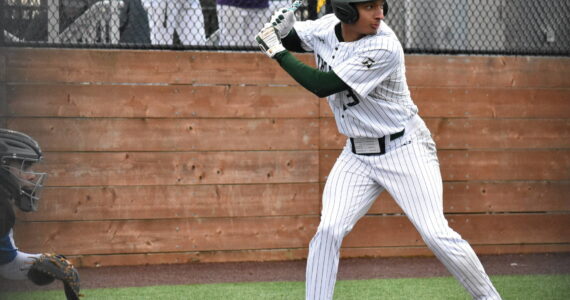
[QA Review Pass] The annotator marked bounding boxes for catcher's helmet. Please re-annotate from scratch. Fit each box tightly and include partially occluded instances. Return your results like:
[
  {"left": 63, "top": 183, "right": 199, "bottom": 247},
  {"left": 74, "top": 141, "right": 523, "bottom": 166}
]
[
  {"left": 332, "top": 0, "right": 389, "bottom": 24},
  {"left": 0, "top": 129, "right": 47, "bottom": 212}
]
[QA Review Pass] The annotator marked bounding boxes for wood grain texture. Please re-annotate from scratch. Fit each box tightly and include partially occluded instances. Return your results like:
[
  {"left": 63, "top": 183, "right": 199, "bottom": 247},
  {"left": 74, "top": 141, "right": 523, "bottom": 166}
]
[
  {"left": 6, "top": 84, "right": 319, "bottom": 118},
  {"left": 405, "top": 55, "right": 570, "bottom": 88},
  {"left": 38, "top": 151, "right": 319, "bottom": 186},
  {"left": 319, "top": 87, "right": 570, "bottom": 118},
  {"left": 70, "top": 243, "right": 570, "bottom": 267},
  {"left": 0, "top": 85, "right": 6, "bottom": 123},
  {"left": 5, "top": 49, "right": 570, "bottom": 88},
  {"left": 17, "top": 181, "right": 569, "bottom": 221},
  {"left": 14, "top": 216, "right": 320, "bottom": 255},
  {"left": 344, "top": 214, "right": 570, "bottom": 247},
  {"left": 5, "top": 48, "right": 568, "bottom": 265},
  {"left": 18, "top": 183, "right": 321, "bottom": 221},
  {"left": 365, "top": 181, "right": 570, "bottom": 214},
  {"left": 15, "top": 214, "right": 569, "bottom": 255},
  {"left": 410, "top": 87, "right": 570, "bottom": 118},
  {"left": 0, "top": 53, "right": 5, "bottom": 121},
  {"left": 4, "top": 48, "right": 314, "bottom": 85},
  {"left": 0, "top": 52, "right": 5, "bottom": 82},
  {"left": 320, "top": 150, "right": 570, "bottom": 182},
  {"left": 8, "top": 118, "right": 320, "bottom": 151},
  {"left": 320, "top": 118, "right": 570, "bottom": 150}
]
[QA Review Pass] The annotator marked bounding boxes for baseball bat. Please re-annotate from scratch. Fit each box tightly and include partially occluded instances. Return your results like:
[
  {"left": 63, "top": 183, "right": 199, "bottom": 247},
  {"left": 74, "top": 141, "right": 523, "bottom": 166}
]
[{"left": 288, "top": 0, "right": 303, "bottom": 12}]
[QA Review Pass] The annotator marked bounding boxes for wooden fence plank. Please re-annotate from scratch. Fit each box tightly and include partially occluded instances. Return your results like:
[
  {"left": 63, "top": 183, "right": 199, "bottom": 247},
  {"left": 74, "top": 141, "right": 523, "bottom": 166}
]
[
  {"left": 344, "top": 214, "right": 570, "bottom": 247},
  {"left": 71, "top": 243, "right": 570, "bottom": 267},
  {"left": 8, "top": 118, "right": 319, "bottom": 151},
  {"left": 39, "top": 151, "right": 319, "bottom": 186},
  {"left": 17, "top": 183, "right": 321, "bottom": 221},
  {"left": 5, "top": 48, "right": 568, "bottom": 264},
  {"left": 4, "top": 48, "right": 314, "bottom": 85},
  {"left": 320, "top": 118, "right": 570, "bottom": 150},
  {"left": 0, "top": 85, "right": 6, "bottom": 126},
  {"left": 14, "top": 216, "right": 320, "bottom": 255},
  {"left": 410, "top": 87, "right": 570, "bottom": 119},
  {"left": 340, "top": 244, "right": 570, "bottom": 262},
  {"left": 15, "top": 214, "right": 569, "bottom": 255},
  {"left": 320, "top": 150, "right": 570, "bottom": 182},
  {"left": 366, "top": 181, "right": 570, "bottom": 214},
  {"left": 318, "top": 88, "right": 570, "bottom": 119},
  {"left": 6, "top": 84, "right": 319, "bottom": 118},
  {"left": 0, "top": 53, "right": 5, "bottom": 82},
  {"left": 406, "top": 55, "right": 570, "bottom": 88},
  {"left": 7, "top": 49, "right": 569, "bottom": 88},
  {"left": 0, "top": 53, "right": 5, "bottom": 123},
  {"left": 17, "top": 181, "right": 570, "bottom": 222},
  {"left": 440, "top": 150, "right": 570, "bottom": 181},
  {"left": 427, "top": 118, "right": 570, "bottom": 149}
]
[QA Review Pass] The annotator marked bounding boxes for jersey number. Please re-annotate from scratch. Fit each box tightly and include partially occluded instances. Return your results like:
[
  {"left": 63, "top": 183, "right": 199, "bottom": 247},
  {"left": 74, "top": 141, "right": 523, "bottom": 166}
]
[{"left": 343, "top": 89, "right": 360, "bottom": 110}]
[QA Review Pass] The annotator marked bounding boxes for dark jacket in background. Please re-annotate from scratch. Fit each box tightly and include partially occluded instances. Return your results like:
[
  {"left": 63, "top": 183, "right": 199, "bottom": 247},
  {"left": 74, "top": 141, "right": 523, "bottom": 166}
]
[{"left": 119, "top": 0, "right": 150, "bottom": 44}]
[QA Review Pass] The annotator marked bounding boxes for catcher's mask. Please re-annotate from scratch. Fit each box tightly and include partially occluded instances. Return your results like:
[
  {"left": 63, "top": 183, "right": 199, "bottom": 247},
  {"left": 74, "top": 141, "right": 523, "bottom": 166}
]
[
  {"left": 0, "top": 129, "right": 47, "bottom": 212},
  {"left": 332, "top": 0, "right": 389, "bottom": 24}
]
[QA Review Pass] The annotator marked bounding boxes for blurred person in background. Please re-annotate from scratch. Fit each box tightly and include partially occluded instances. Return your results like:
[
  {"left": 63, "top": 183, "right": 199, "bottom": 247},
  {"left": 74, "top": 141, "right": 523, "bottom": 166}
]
[
  {"left": 142, "top": 0, "right": 206, "bottom": 45},
  {"left": 216, "top": 0, "right": 271, "bottom": 46},
  {"left": 9, "top": 0, "right": 150, "bottom": 44}
]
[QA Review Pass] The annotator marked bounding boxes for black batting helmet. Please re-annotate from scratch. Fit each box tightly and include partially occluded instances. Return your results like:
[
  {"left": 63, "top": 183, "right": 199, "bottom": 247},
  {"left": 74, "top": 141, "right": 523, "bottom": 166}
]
[
  {"left": 332, "top": 0, "right": 389, "bottom": 24},
  {"left": 0, "top": 129, "right": 47, "bottom": 212}
]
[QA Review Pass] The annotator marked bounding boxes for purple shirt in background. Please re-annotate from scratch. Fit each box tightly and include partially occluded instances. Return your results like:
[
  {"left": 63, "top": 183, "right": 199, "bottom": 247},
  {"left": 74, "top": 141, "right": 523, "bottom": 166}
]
[{"left": 217, "top": 0, "right": 269, "bottom": 9}]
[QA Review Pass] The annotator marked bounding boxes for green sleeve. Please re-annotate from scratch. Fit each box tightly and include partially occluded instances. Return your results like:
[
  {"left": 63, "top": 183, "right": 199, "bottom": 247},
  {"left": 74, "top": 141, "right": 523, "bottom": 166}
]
[{"left": 274, "top": 51, "right": 349, "bottom": 98}]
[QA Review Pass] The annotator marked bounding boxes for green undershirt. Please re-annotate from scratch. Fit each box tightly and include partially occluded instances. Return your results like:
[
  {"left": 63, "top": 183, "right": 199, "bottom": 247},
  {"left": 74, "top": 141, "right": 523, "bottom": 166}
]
[
  {"left": 274, "top": 51, "right": 349, "bottom": 98},
  {"left": 271, "top": 27, "right": 352, "bottom": 98}
]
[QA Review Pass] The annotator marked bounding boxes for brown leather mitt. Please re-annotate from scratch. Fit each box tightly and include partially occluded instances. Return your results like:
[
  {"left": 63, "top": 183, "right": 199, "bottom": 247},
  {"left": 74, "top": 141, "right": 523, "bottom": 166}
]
[{"left": 27, "top": 253, "right": 82, "bottom": 300}]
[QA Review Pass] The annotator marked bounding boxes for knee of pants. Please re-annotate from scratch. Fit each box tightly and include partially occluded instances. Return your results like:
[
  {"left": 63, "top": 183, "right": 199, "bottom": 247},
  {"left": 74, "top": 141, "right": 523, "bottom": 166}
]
[
  {"left": 0, "top": 251, "right": 41, "bottom": 281},
  {"left": 419, "top": 228, "right": 464, "bottom": 248},
  {"left": 313, "top": 223, "right": 347, "bottom": 246}
]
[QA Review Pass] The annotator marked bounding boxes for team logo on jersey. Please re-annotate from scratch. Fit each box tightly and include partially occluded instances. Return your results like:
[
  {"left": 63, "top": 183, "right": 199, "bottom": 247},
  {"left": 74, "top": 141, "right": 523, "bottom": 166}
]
[
  {"left": 317, "top": 54, "right": 331, "bottom": 72},
  {"left": 362, "top": 57, "right": 375, "bottom": 69}
]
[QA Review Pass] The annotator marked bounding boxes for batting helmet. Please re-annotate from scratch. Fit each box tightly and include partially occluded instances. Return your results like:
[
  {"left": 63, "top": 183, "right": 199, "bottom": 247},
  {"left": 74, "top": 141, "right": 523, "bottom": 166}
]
[
  {"left": 0, "top": 129, "right": 47, "bottom": 212},
  {"left": 332, "top": 0, "right": 389, "bottom": 24}
]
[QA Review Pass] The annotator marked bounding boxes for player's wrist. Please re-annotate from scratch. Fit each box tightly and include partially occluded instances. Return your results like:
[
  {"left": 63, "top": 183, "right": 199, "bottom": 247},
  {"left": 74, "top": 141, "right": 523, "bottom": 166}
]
[{"left": 273, "top": 50, "right": 289, "bottom": 61}]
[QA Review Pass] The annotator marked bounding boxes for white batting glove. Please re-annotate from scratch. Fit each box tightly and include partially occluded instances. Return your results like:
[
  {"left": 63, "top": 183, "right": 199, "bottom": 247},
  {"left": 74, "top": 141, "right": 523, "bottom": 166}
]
[
  {"left": 269, "top": 7, "right": 296, "bottom": 38},
  {"left": 256, "top": 26, "right": 286, "bottom": 58}
]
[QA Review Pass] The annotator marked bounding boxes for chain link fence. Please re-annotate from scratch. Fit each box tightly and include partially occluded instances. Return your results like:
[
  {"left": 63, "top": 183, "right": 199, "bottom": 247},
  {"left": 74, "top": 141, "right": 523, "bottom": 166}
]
[{"left": 1, "top": 0, "right": 569, "bottom": 55}]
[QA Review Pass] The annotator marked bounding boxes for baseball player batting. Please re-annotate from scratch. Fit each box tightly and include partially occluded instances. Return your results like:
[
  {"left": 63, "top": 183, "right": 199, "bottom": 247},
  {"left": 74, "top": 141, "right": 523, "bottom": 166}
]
[{"left": 257, "top": 0, "right": 502, "bottom": 299}]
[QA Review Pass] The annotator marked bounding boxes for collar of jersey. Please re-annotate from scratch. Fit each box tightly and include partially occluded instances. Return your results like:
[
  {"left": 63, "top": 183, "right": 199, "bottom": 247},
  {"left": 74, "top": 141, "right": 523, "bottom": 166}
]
[{"left": 335, "top": 23, "right": 344, "bottom": 42}]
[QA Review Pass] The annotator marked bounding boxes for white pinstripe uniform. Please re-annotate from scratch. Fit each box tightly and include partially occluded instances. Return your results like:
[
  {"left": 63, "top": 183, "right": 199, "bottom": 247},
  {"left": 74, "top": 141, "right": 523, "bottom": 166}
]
[{"left": 293, "top": 14, "right": 501, "bottom": 300}]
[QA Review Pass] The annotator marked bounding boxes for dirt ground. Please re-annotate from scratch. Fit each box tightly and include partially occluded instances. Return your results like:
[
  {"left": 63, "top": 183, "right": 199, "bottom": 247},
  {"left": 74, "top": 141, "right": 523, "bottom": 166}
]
[{"left": 1, "top": 252, "right": 569, "bottom": 293}]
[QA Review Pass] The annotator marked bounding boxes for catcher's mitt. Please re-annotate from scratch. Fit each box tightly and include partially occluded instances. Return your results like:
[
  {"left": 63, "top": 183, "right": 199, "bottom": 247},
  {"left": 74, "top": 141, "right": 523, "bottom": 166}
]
[{"left": 27, "top": 253, "right": 81, "bottom": 300}]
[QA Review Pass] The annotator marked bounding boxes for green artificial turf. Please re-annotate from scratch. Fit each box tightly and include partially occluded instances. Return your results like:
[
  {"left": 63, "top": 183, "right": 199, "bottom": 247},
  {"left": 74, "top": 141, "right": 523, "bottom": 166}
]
[{"left": 2, "top": 274, "right": 569, "bottom": 299}]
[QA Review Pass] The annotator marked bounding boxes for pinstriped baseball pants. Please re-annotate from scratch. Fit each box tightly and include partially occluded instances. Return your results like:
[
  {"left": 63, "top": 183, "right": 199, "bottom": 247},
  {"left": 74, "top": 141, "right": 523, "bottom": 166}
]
[{"left": 306, "top": 119, "right": 501, "bottom": 300}]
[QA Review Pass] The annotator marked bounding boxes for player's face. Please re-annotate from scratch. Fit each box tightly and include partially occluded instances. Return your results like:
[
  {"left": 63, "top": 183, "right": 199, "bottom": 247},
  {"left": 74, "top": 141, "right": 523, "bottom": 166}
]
[
  {"left": 353, "top": 1, "right": 385, "bottom": 35},
  {"left": 4, "top": 159, "right": 41, "bottom": 189}
]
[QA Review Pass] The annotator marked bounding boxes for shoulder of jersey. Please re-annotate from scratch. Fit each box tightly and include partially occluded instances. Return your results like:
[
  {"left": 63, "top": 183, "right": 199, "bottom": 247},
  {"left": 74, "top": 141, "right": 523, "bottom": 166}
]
[
  {"left": 357, "top": 22, "right": 401, "bottom": 50},
  {"left": 316, "top": 13, "right": 340, "bottom": 25},
  {"left": 378, "top": 21, "right": 397, "bottom": 38}
]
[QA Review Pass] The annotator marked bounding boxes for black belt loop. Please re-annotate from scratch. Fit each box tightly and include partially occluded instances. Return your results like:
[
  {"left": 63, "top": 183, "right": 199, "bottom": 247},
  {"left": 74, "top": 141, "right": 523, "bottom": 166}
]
[
  {"left": 378, "top": 137, "right": 386, "bottom": 154},
  {"left": 390, "top": 129, "right": 405, "bottom": 141}
]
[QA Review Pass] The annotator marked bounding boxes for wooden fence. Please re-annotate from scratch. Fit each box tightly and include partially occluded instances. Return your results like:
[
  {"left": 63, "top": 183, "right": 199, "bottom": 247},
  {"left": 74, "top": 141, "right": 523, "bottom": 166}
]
[{"left": 0, "top": 47, "right": 569, "bottom": 268}]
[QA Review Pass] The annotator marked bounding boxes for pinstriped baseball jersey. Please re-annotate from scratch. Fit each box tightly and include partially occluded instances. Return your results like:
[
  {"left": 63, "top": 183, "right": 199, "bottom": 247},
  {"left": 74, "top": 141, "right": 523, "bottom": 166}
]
[{"left": 294, "top": 14, "right": 418, "bottom": 138}]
